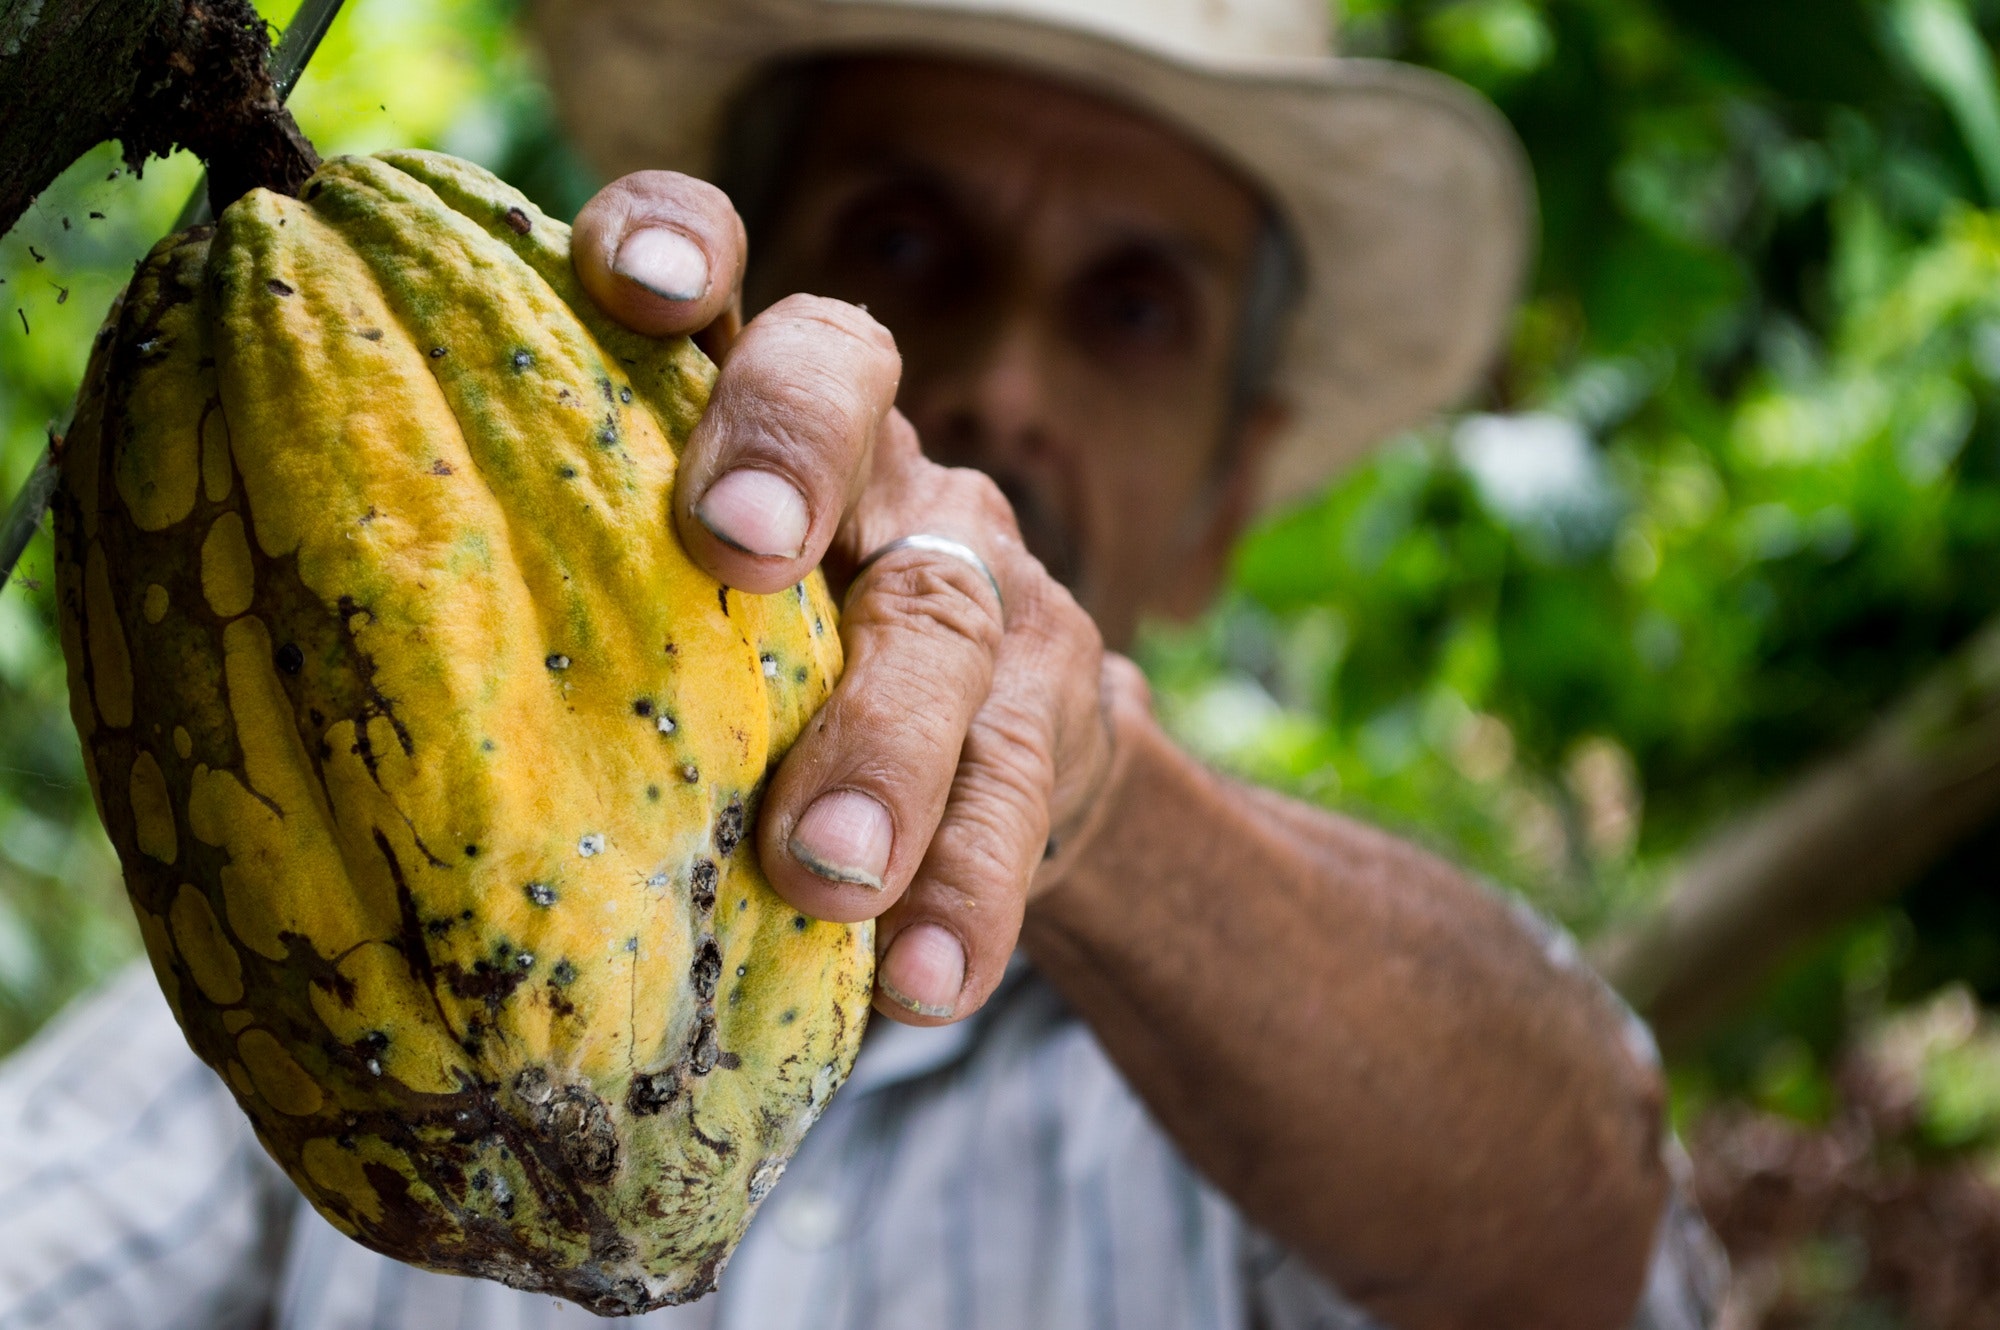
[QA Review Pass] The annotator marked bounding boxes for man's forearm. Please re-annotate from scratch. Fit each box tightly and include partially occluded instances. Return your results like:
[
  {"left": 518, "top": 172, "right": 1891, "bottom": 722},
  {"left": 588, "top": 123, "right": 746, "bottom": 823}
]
[{"left": 1021, "top": 694, "right": 1669, "bottom": 1330}]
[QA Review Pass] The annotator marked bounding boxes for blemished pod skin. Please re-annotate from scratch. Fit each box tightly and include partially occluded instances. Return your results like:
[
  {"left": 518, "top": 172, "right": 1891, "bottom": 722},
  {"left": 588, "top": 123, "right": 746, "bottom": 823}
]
[{"left": 53, "top": 150, "right": 872, "bottom": 1315}]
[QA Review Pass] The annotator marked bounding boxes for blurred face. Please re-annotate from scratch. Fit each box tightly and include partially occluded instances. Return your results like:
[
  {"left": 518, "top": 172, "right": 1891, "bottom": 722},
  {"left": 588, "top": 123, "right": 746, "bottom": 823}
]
[{"left": 747, "top": 57, "right": 1280, "bottom": 648}]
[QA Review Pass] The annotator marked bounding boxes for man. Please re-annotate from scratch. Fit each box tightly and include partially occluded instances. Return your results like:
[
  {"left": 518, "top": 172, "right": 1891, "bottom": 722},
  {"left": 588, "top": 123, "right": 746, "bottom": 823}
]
[{"left": 0, "top": 1, "right": 1726, "bottom": 1327}]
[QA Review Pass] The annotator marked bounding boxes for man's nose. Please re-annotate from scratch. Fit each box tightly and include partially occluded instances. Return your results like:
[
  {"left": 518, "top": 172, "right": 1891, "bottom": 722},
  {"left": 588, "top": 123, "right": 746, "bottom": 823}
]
[{"left": 908, "top": 313, "right": 1058, "bottom": 468}]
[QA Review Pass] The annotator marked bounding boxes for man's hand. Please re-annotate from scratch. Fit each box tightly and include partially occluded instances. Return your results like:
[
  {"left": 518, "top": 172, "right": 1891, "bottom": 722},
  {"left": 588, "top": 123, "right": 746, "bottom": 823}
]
[{"left": 572, "top": 171, "right": 1121, "bottom": 1026}]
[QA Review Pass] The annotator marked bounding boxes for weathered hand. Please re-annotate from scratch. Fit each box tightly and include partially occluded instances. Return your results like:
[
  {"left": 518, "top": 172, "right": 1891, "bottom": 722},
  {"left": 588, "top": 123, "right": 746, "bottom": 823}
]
[{"left": 572, "top": 172, "right": 1124, "bottom": 1025}]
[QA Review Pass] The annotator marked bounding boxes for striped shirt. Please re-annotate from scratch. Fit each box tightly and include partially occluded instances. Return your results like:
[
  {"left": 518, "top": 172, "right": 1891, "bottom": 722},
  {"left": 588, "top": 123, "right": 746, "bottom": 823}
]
[{"left": 0, "top": 959, "right": 1725, "bottom": 1330}]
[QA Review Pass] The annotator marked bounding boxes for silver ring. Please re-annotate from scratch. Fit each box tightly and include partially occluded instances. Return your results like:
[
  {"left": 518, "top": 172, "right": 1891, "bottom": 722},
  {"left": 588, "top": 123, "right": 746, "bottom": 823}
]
[{"left": 850, "top": 534, "right": 1004, "bottom": 617}]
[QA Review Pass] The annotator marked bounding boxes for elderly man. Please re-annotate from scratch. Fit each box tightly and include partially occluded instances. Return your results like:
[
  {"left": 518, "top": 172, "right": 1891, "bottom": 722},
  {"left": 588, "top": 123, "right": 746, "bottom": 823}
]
[{"left": 0, "top": 1, "right": 1726, "bottom": 1327}]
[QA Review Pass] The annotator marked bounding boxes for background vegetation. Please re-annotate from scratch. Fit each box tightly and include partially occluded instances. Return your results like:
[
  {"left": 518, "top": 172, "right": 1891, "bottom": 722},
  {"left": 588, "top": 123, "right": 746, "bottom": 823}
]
[{"left": 5, "top": 0, "right": 2000, "bottom": 1321}]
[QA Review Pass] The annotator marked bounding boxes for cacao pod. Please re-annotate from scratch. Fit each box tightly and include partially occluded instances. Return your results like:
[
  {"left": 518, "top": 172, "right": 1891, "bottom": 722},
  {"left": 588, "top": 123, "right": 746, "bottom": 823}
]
[{"left": 51, "top": 150, "right": 871, "bottom": 1314}]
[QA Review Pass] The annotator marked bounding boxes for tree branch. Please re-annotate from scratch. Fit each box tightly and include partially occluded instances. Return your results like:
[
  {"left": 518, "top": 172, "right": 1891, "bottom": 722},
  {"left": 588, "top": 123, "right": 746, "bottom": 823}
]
[
  {"left": 1593, "top": 616, "right": 2000, "bottom": 1055},
  {"left": 0, "top": 0, "right": 315, "bottom": 240}
]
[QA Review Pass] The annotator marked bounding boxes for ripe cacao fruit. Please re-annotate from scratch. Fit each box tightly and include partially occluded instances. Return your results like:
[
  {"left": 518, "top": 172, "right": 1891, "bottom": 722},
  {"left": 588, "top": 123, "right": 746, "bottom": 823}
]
[{"left": 51, "top": 150, "right": 872, "bottom": 1314}]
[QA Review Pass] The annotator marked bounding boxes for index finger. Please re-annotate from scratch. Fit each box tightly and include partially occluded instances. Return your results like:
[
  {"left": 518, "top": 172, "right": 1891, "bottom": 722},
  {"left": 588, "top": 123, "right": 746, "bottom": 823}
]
[{"left": 571, "top": 170, "right": 747, "bottom": 339}]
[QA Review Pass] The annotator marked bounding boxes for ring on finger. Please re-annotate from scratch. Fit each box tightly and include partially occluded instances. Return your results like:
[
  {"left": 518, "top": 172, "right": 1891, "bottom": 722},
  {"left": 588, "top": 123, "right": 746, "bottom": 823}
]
[{"left": 848, "top": 534, "right": 1005, "bottom": 619}]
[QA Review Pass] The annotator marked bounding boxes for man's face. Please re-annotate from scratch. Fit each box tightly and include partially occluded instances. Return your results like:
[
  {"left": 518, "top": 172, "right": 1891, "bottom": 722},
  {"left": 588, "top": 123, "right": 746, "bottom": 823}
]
[{"left": 747, "top": 58, "right": 1275, "bottom": 648}]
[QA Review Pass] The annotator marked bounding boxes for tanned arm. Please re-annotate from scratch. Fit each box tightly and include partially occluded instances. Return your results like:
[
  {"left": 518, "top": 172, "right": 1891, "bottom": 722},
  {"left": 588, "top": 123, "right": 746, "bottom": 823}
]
[{"left": 1024, "top": 678, "right": 1670, "bottom": 1330}]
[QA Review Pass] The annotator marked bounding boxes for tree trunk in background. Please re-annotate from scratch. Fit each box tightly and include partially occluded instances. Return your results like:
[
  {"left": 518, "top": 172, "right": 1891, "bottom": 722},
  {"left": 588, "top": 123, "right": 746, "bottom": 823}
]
[
  {"left": 1594, "top": 616, "right": 2000, "bottom": 1055},
  {"left": 0, "top": 0, "right": 314, "bottom": 239}
]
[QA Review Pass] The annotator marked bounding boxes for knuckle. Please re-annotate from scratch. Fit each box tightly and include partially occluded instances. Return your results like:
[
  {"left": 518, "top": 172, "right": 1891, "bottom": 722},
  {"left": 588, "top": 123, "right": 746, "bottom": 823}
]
[
  {"left": 944, "top": 466, "right": 1017, "bottom": 531},
  {"left": 965, "top": 705, "right": 1057, "bottom": 799},
  {"left": 770, "top": 294, "right": 900, "bottom": 361},
  {"left": 850, "top": 558, "right": 1006, "bottom": 655}
]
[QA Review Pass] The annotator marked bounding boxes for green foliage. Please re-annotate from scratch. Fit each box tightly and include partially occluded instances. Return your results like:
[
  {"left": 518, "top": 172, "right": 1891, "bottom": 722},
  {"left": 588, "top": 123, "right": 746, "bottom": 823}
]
[{"left": 1148, "top": 0, "right": 2000, "bottom": 1094}]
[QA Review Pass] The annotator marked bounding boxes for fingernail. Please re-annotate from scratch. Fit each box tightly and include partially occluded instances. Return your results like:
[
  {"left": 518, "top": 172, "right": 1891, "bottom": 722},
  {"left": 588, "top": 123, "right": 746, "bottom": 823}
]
[
  {"left": 697, "top": 469, "right": 809, "bottom": 560},
  {"left": 880, "top": 924, "right": 965, "bottom": 1019},
  {"left": 612, "top": 227, "right": 709, "bottom": 303},
  {"left": 789, "top": 790, "right": 892, "bottom": 890}
]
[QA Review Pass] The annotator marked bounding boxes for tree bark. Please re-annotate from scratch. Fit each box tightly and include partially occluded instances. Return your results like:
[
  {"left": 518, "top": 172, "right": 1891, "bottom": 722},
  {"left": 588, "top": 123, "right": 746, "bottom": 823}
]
[
  {"left": 1593, "top": 616, "right": 2000, "bottom": 1055},
  {"left": 0, "top": 0, "right": 315, "bottom": 240}
]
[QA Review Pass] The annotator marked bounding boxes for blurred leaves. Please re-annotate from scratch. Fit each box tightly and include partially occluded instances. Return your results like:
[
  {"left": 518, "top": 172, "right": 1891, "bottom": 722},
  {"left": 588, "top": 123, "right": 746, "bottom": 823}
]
[{"left": 1149, "top": 0, "right": 2000, "bottom": 1072}]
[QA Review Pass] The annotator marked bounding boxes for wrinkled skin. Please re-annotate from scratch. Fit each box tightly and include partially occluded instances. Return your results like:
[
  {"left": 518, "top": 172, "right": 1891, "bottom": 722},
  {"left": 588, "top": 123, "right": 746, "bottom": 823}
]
[{"left": 54, "top": 151, "right": 871, "bottom": 1314}]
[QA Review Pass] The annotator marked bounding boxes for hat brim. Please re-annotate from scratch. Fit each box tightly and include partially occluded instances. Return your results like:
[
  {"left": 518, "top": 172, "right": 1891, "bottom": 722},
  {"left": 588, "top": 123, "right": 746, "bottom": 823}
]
[{"left": 532, "top": 0, "right": 1534, "bottom": 512}]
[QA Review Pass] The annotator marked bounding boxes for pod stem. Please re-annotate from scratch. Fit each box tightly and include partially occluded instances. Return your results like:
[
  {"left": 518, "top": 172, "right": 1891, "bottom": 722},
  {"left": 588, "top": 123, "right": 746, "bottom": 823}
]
[{"left": 119, "top": 0, "right": 322, "bottom": 214}]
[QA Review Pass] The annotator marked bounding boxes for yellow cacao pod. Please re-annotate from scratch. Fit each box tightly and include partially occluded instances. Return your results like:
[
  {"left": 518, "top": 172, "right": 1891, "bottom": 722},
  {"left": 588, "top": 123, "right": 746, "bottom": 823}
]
[{"left": 52, "top": 150, "right": 872, "bottom": 1313}]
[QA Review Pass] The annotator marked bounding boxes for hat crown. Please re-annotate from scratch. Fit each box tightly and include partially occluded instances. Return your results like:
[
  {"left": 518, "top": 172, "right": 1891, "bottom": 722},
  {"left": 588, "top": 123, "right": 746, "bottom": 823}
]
[{"left": 826, "top": 0, "right": 1334, "bottom": 61}]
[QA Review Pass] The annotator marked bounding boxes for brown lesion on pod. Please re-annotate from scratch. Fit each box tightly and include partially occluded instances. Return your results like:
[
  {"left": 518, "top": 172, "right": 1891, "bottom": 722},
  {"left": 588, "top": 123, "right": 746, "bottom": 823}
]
[
  {"left": 511, "top": 1067, "right": 618, "bottom": 1184},
  {"left": 689, "top": 859, "right": 718, "bottom": 912}
]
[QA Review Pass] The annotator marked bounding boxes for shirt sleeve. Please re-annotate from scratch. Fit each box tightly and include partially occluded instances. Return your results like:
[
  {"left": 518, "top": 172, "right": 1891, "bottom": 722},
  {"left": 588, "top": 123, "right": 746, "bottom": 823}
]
[{"left": 0, "top": 964, "right": 295, "bottom": 1330}]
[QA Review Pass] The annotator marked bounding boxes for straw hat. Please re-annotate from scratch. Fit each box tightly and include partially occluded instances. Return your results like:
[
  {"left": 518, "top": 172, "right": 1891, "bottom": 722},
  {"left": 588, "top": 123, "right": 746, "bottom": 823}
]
[{"left": 531, "top": 0, "right": 1533, "bottom": 512}]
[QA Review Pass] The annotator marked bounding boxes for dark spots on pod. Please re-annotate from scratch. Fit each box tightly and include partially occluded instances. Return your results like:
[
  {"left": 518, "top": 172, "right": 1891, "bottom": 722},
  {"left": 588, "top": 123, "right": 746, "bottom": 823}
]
[
  {"left": 337, "top": 595, "right": 375, "bottom": 629},
  {"left": 424, "top": 917, "right": 453, "bottom": 939},
  {"left": 515, "top": 951, "right": 535, "bottom": 971},
  {"left": 664, "top": 641, "right": 678, "bottom": 656},
  {"left": 557, "top": 464, "right": 577, "bottom": 480},
  {"left": 429, "top": 346, "right": 448, "bottom": 359},
  {"left": 795, "top": 583, "right": 807, "bottom": 604},
  {"left": 360, "top": 328, "right": 384, "bottom": 342},
  {"left": 463, "top": 844, "right": 478, "bottom": 858},
  {"left": 692, "top": 938, "right": 721, "bottom": 1000},
  {"left": 736, "top": 964, "right": 747, "bottom": 978},
  {"left": 717, "top": 587, "right": 729, "bottom": 616},
  {"left": 481, "top": 738, "right": 496, "bottom": 753},
  {"left": 619, "top": 387, "right": 633, "bottom": 404},
  {"left": 794, "top": 666, "right": 809, "bottom": 684},
  {"left": 633, "top": 698, "right": 653, "bottom": 717},
  {"left": 504, "top": 206, "right": 532, "bottom": 235},
  {"left": 717, "top": 1052, "right": 742, "bottom": 1071},
  {"left": 524, "top": 881, "right": 557, "bottom": 908},
  {"left": 428, "top": 459, "right": 454, "bottom": 476},
  {"left": 646, "top": 784, "right": 660, "bottom": 801},
  {"left": 681, "top": 762, "right": 700, "bottom": 783},
  {"left": 814, "top": 618, "right": 825, "bottom": 636},
  {"left": 461, "top": 909, "right": 474, "bottom": 920},
  {"left": 444, "top": 946, "right": 530, "bottom": 1010},
  {"left": 690, "top": 1017, "right": 720, "bottom": 1075},
  {"left": 550, "top": 959, "right": 578, "bottom": 987},
  {"left": 512, "top": 1068, "right": 618, "bottom": 1183},
  {"left": 626, "top": 1070, "right": 681, "bottom": 1116},
  {"left": 792, "top": 916, "right": 808, "bottom": 932},
  {"left": 738, "top": 898, "right": 748, "bottom": 912},
  {"left": 546, "top": 654, "right": 570, "bottom": 672},
  {"left": 780, "top": 1009, "right": 797, "bottom": 1025},
  {"left": 511, "top": 348, "right": 534, "bottom": 372},
  {"left": 597, "top": 414, "right": 618, "bottom": 447},
  {"left": 266, "top": 278, "right": 294, "bottom": 297},
  {"left": 690, "top": 858, "right": 718, "bottom": 911},
  {"left": 714, "top": 797, "right": 746, "bottom": 857},
  {"left": 274, "top": 642, "right": 304, "bottom": 675},
  {"left": 760, "top": 653, "right": 778, "bottom": 678},
  {"left": 308, "top": 708, "right": 325, "bottom": 727},
  {"left": 303, "top": 181, "right": 323, "bottom": 201}
]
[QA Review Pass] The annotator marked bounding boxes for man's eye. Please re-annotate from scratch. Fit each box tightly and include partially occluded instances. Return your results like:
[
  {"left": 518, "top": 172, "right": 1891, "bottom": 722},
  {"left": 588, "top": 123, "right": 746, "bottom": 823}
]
[
  {"left": 830, "top": 187, "right": 963, "bottom": 289},
  {"left": 1071, "top": 254, "right": 1197, "bottom": 356}
]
